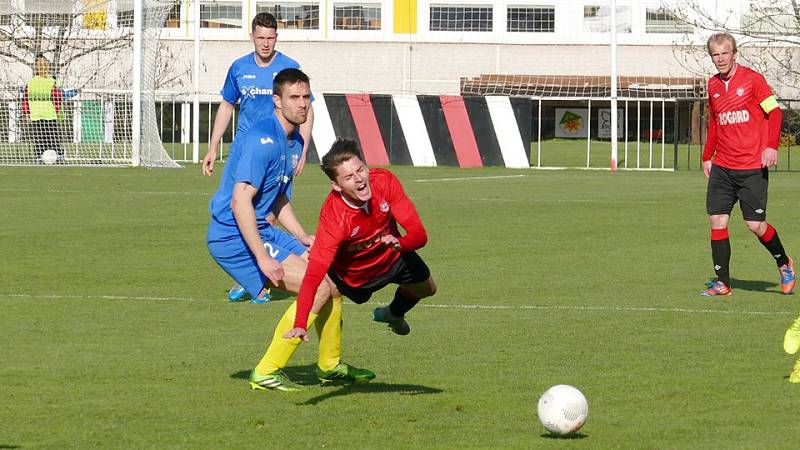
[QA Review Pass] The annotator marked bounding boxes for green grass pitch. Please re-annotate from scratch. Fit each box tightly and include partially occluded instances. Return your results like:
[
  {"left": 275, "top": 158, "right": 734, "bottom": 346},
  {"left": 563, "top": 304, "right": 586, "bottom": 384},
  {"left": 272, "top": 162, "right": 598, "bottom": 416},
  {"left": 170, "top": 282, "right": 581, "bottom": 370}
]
[{"left": 2, "top": 163, "right": 800, "bottom": 448}]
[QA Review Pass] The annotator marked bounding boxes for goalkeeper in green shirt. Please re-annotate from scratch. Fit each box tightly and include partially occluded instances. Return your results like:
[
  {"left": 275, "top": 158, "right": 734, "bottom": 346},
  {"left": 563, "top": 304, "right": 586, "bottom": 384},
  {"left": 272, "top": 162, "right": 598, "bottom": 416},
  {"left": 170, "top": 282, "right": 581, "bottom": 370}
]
[{"left": 22, "top": 54, "right": 63, "bottom": 163}]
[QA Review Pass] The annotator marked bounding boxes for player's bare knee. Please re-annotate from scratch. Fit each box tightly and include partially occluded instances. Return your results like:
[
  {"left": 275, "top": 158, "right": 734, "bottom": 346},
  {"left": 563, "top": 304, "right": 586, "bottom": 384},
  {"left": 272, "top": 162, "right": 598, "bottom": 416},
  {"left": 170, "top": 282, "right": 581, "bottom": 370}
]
[
  {"left": 424, "top": 278, "right": 437, "bottom": 297},
  {"left": 746, "top": 220, "right": 766, "bottom": 235}
]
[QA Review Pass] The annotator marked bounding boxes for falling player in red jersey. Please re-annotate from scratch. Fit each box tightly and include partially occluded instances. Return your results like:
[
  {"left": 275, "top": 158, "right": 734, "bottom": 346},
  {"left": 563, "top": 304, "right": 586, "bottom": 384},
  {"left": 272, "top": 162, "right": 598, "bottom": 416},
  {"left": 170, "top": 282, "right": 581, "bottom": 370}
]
[
  {"left": 701, "top": 32, "right": 795, "bottom": 297},
  {"left": 286, "top": 138, "right": 437, "bottom": 343}
]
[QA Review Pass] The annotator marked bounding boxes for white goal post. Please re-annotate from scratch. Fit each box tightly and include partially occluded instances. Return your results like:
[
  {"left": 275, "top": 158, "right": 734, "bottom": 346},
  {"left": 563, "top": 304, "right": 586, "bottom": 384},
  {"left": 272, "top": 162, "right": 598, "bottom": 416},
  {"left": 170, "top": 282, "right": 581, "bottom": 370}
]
[{"left": 0, "top": 0, "right": 179, "bottom": 167}]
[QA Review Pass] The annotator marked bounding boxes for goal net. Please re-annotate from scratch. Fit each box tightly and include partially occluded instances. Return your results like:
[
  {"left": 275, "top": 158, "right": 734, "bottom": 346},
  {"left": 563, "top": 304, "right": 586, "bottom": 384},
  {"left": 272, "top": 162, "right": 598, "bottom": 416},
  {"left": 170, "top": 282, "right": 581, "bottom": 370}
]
[{"left": 0, "top": 0, "right": 179, "bottom": 167}]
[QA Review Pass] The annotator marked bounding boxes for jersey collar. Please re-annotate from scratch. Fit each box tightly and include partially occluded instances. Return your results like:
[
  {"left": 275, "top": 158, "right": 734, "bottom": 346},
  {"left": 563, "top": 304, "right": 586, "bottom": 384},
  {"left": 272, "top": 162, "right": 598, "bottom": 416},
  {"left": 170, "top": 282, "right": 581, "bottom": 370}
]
[{"left": 338, "top": 192, "right": 370, "bottom": 213}]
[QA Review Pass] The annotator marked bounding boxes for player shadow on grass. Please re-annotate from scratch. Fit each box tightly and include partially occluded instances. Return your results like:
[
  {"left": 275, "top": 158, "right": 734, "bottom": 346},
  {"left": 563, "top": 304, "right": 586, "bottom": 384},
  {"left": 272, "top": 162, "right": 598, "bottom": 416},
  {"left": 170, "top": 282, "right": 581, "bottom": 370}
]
[
  {"left": 728, "top": 278, "right": 782, "bottom": 294},
  {"left": 230, "top": 366, "right": 443, "bottom": 404},
  {"left": 301, "top": 381, "right": 444, "bottom": 405}
]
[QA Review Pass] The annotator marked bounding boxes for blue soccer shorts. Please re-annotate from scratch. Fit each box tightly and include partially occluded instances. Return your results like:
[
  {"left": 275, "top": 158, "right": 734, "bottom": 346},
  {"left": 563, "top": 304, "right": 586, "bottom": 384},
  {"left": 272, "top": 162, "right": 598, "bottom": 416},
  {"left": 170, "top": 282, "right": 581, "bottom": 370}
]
[{"left": 208, "top": 226, "right": 308, "bottom": 297}]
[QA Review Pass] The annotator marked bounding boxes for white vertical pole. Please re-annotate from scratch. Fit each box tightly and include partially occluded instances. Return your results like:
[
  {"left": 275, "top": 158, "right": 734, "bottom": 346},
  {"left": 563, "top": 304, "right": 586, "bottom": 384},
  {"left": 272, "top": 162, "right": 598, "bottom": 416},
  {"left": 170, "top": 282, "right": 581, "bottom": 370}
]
[
  {"left": 537, "top": 98, "right": 542, "bottom": 168},
  {"left": 649, "top": 99, "right": 654, "bottom": 168},
  {"left": 661, "top": 99, "right": 666, "bottom": 169},
  {"left": 586, "top": 99, "right": 591, "bottom": 168},
  {"left": 610, "top": 0, "right": 618, "bottom": 170},
  {"left": 636, "top": 100, "right": 641, "bottom": 169},
  {"left": 624, "top": 100, "right": 628, "bottom": 168},
  {"left": 9, "top": 102, "right": 18, "bottom": 143},
  {"left": 73, "top": 101, "right": 82, "bottom": 143},
  {"left": 132, "top": 0, "right": 142, "bottom": 166},
  {"left": 192, "top": 0, "right": 201, "bottom": 163}
]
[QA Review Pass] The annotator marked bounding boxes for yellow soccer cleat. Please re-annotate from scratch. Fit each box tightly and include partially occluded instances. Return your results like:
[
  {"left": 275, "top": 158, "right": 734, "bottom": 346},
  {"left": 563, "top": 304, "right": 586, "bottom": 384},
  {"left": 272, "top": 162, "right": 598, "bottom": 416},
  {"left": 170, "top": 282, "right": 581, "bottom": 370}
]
[
  {"left": 248, "top": 369, "right": 304, "bottom": 392},
  {"left": 790, "top": 359, "right": 800, "bottom": 384},
  {"left": 784, "top": 315, "right": 800, "bottom": 355}
]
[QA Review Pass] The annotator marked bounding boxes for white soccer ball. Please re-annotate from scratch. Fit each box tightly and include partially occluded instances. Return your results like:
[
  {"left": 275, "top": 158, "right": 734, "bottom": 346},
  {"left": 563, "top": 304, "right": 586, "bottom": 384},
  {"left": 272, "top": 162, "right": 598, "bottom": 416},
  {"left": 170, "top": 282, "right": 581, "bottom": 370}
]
[
  {"left": 41, "top": 149, "right": 58, "bottom": 165},
  {"left": 537, "top": 384, "right": 588, "bottom": 435}
]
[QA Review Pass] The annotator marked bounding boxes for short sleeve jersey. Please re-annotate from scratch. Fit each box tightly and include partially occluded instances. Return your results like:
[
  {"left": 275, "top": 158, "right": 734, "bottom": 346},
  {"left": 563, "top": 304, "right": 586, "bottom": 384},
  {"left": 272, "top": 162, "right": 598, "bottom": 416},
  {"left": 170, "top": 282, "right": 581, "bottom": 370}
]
[
  {"left": 220, "top": 51, "right": 301, "bottom": 136},
  {"left": 706, "top": 65, "right": 777, "bottom": 170},
  {"left": 207, "top": 114, "right": 303, "bottom": 242}
]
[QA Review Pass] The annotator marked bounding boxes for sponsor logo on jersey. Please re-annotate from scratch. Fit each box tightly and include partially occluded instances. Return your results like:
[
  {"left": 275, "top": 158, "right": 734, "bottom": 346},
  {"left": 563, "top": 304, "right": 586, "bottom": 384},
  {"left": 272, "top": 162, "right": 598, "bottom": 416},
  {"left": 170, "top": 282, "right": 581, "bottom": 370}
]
[
  {"left": 713, "top": 93, "right": 720, "bottom": 98},
  {"left": 347, "top": 230, "right": 389, "bottom": 252},
  {"left": 350, "top": 226, "right": 360, "bottom": 237},
  {"left": 243, "top": 74, "right": 256, "bottom": 79},
  {"left": 240, "top": 86, "right": 273, "bottom": 99},
  {"left": 717, "top": 109, "right": 750, "bottom": 126},
  {"left": 380, "top": 200, "right": 389, "bottom": 213},
  {"left": 736, "top": 87, "right": 744, "bottom": 96},
  {"left": 260, "top": 137, "right": 274, "bottom": 144}
]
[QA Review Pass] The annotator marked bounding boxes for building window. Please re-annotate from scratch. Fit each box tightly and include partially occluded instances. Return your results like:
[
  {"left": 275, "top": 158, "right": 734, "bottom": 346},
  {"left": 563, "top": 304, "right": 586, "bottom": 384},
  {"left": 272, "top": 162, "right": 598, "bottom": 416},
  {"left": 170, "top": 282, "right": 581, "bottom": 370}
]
[
  {"left": 24, "top": 12, "right": 72, "bottom": 28},
  {"left": 115, "top": 9, "right": 133, "bottom": 27},
  {"left": 333, "top": 4, "right": 381, "bottom": 30},
  {"left": 163, "top": 3, "right": 181, "bottom": 28},
  {"left": 257, "top": 3, "right": 319, "bottom": 30},
  {"left": 507, "top": 5, "right": 554, "bottom": 32},
  {"left": 645, "top": 8, "right": 690, "bottom": 33},
  {"left": 200, "top": 1, "right": 242, "bottom": 28},
  {"left": 583, "top": 4, "right": 631, "bottom": 33},
  {"left": 430, "top": 5, "right": 493, "bottom": 32}
]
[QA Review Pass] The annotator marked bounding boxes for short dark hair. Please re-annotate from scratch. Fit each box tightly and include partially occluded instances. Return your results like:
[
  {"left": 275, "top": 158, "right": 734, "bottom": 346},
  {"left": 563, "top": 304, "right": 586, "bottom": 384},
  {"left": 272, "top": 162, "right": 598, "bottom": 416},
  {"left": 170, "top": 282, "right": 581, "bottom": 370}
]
[
  {"left": 321, "top": 139, "right": 363, "bottom": 180},
  {"left": 273, "top": 68, "right": 309, "bottom": 97},
  {"left": 252, "top": 12, "right": 277, "bottom": 32}
]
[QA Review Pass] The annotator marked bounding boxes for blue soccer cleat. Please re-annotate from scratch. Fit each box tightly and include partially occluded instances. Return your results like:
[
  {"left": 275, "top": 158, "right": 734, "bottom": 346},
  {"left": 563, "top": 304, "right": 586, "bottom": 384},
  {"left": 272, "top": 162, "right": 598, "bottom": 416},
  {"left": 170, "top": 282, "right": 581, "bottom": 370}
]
[
  {"left": 227, "top": 284, "right": 248, "bottom": 302},
  {"left": 250, "top": 288, "right": 271, "bottom": 305}
]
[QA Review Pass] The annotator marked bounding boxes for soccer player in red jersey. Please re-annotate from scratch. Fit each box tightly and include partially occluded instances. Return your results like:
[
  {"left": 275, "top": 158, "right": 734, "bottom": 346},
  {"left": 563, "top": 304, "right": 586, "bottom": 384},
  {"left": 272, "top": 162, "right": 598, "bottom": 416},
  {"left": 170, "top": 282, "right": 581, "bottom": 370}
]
[
  {"left": 284, "top": 138, "right": 437, "bottom": 345},
  {"left": 701, "top": 32, "right": 795, "bottom": 296}
]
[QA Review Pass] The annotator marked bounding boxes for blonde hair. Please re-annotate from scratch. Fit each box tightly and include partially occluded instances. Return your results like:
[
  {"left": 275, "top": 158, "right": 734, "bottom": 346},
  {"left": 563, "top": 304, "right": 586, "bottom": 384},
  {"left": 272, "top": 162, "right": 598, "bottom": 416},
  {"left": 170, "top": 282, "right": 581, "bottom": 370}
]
[{"left": 707, "top": 32, "right": 737, "bottom": 55}]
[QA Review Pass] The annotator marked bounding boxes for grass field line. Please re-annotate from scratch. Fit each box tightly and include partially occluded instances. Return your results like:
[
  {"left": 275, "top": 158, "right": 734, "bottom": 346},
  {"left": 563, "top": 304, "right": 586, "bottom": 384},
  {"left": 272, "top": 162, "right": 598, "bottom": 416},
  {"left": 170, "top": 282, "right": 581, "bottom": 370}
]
[
  {"left": 2, "top": 293, "right": 794, "bottom": 317},
  {"left": 414, "top": 174, "right": 528, "bottom": 182},
  {"left": 472, "top": 197, "right": 662, "bottom": 204},
  {"left": 0, "top": 187, "right": 210, "bottom": 196}
]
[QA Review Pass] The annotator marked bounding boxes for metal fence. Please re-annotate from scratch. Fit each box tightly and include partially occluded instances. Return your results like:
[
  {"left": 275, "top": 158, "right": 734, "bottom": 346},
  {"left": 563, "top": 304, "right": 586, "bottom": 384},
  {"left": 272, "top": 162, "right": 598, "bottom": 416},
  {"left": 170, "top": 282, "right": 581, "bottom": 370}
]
[{"left": 6, "top": 91, "right": 793, "bottom": 170}]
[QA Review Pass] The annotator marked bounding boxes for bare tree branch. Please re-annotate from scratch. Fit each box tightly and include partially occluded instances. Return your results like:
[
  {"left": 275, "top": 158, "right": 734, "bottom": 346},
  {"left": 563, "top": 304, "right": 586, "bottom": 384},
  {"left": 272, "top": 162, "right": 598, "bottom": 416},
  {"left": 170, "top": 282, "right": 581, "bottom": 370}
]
[{"left": 665, "top": 1, "right": 800, "bottom": 94}]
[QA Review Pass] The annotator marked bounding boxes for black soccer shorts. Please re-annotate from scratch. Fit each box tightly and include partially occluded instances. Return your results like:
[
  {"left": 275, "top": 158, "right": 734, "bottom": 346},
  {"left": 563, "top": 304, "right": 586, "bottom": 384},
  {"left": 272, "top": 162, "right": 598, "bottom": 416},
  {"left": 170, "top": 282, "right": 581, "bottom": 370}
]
[
  {"left": 706, "top": 164, "right": 769, "bottom": 221},
  {"left": 327, "top": 251, "right": 431, "bottom": 304}
]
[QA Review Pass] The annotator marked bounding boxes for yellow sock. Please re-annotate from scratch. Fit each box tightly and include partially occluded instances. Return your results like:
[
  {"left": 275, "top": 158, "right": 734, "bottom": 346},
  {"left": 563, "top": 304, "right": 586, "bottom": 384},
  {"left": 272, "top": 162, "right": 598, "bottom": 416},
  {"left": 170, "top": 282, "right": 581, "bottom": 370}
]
[
  {"left": 255, "top": 301, "right": 318, "bottom": 375},
  {"left": 315, "top": 296, "right": 343, "bottom": 371}
]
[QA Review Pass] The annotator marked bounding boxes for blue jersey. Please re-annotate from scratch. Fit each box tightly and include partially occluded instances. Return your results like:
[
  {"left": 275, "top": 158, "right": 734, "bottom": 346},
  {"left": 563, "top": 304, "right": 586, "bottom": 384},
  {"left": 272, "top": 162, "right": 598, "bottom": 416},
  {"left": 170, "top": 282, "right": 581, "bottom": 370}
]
[
  {"left": 207, "top": 114, "right": 304, "bottom": 242},
  {"left": 220, "top": 51, "right": 301, "bottom": 136}
]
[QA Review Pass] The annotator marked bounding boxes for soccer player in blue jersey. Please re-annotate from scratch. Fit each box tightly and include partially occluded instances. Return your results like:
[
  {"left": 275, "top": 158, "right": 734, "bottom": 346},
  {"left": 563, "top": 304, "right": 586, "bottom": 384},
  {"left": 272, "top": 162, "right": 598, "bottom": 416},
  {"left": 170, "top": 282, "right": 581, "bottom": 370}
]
[
  {"left": 202, "top": 12, "right": 313, "bottom": 178},
  {"left": 206, "top": 69, "right": 373, "bottom": 391},
  {"left": 203, "top": 12, "right": 314, "bottom": 302}
]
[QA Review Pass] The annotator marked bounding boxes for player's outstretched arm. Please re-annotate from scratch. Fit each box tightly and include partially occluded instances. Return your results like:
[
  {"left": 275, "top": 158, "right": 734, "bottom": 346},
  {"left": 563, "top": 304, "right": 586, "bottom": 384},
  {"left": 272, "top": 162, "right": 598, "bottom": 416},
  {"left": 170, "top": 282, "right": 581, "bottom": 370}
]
[{"left": 203, "top": 100, "right": 235, "bottom": 176}]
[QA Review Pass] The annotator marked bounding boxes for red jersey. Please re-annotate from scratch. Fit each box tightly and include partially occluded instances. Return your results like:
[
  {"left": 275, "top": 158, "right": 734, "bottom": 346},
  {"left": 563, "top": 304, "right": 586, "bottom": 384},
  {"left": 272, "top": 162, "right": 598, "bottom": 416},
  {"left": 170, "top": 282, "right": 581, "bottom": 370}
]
[
  {"left": 703, "top": 65, "right": 779, "bottom": 170},
  {"left": 294, "top": 168, "right": 427, "bottom": 329}
]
